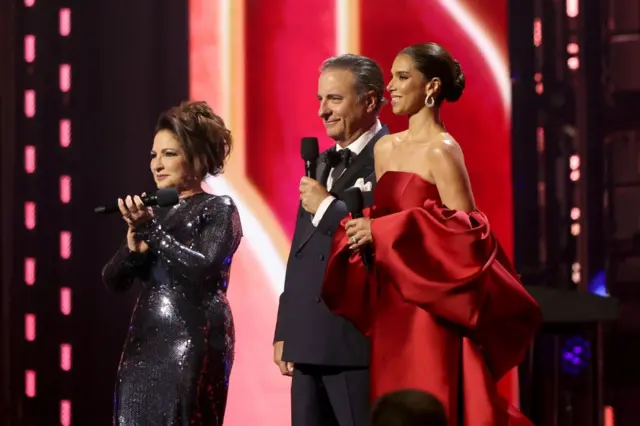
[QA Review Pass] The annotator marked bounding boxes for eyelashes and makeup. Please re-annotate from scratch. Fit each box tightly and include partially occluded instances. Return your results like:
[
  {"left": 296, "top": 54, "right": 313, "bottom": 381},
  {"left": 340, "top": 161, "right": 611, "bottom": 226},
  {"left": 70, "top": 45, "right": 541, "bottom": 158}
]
[{"left": 150, "top": 150, "right": 178, "bottom": 160}]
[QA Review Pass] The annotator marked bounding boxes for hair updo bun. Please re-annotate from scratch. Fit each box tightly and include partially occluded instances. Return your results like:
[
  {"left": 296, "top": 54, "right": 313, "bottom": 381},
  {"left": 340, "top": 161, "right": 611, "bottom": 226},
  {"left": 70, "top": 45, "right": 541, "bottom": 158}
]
[
  {"left": 400, "top": 42, "right": 465, "bottom": 104},
  {"left": 156, "top": 101, "right": 232, "bottom": 178},
  {"left": 445, "top": 60, "right": 465, "bottom": 102}
]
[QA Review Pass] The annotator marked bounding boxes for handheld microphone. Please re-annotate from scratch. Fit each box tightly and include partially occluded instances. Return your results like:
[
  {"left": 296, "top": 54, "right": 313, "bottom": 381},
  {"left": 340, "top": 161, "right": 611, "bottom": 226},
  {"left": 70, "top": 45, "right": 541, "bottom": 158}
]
[
  {"left": 342, "top": 186, "right": 372, "bottom": 268},
  {"left": 301, "top": 137, "right": 319, "bottom": 180},
  {"left": 94, "top": 188, "right": 180, "bottom": 214}
]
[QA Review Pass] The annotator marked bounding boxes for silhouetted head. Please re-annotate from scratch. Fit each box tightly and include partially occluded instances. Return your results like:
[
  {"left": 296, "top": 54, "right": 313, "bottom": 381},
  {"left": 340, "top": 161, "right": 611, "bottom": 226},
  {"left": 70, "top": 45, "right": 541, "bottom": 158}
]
[
  {"left": 152, "top": 101, "right": 232, "bottom": 191},
  {"left": 387, "top": 42, "right": 465, "bottom": 115},
  {"left": 317, "top": 54, "right": 386, "bottom": 146},
  {"left": 372, "top": 389, "right": 447, "bottom": 426}
]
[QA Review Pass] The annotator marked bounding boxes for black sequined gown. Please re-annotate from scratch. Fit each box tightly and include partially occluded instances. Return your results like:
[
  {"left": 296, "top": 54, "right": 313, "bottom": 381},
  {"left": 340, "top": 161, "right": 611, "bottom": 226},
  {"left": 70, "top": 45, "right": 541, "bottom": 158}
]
[{"left": 102, "top": 193, "right": 242, "bottom": 426}]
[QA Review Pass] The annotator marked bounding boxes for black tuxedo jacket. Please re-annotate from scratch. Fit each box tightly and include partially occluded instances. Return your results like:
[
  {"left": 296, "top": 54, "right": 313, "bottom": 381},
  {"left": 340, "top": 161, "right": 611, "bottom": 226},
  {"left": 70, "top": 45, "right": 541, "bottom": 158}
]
[{"left": 274, "top": 125, "right": 389, "bottom": 367}]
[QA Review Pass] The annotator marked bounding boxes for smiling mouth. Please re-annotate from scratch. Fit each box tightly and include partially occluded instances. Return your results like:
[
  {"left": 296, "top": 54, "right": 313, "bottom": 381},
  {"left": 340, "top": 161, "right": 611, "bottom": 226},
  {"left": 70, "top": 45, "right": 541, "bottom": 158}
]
[
  {"left": 156, "top": 175, "right": 169, "bottom": 180},
  {"left": 324, "top": 120, "right": 339, "bottom": 126}
]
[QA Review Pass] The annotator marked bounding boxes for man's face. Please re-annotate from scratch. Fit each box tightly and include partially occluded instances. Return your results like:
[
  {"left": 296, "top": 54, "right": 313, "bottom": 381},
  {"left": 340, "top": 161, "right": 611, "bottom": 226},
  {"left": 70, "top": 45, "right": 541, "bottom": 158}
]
[{"left": 317, "top": 69, "right": 368, "bottom": 143}]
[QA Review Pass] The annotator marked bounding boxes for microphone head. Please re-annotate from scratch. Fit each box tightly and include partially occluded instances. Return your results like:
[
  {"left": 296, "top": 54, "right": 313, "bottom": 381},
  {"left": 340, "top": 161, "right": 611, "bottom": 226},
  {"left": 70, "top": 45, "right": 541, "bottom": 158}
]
[
  {"left": 343, "top": 187, "right": 364, "bottom": 214},
  {"left": 156, "top": 188, "right": 180, "bottom": 207},
  {"left": 301, "top": 137, "right": 320, "bottom": 162}
]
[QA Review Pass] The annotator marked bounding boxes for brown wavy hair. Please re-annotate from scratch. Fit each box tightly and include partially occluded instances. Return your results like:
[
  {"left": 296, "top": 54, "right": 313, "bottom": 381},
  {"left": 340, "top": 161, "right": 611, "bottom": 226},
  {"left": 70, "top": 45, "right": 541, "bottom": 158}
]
[{"left": 155, "top": 101, "right": 232, "bottom": 179}]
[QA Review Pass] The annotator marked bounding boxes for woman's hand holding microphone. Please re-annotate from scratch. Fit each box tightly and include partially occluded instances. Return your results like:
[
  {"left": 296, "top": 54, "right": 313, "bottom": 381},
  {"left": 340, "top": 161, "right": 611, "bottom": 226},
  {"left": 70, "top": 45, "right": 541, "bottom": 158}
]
[{"left": 118, "top": 193, "right": 154, "bottom": 253}]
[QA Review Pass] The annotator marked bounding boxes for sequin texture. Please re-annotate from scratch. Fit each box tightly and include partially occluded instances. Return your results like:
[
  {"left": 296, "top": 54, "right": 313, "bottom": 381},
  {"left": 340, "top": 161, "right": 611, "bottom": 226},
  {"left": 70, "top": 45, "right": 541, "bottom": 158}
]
[{"left": 102, "top": 193, "right": 242, "bottom": 426}]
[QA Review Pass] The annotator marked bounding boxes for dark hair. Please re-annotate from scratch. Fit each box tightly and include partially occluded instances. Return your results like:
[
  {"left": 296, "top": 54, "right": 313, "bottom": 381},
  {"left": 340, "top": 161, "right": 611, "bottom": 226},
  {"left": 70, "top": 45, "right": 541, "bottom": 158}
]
[
  {"left": 372, "top": 389, "right": 447, "bottom": 426},
  {"left": 155, "top": 101, "right": 232, "bottom": 179},
  {"left": 401, "top": 42, "right": 465, "bottom": 103},
  {"left": 320, "top": 53, "right": 387, "bottom": 112}
]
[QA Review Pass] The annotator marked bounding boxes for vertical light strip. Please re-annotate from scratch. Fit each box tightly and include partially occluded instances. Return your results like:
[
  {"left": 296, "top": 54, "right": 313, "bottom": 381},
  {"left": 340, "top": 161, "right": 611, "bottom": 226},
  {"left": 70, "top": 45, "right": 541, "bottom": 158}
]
[
  {"left": 227, "top": 0, "right": 246, "bottom": 176},
  {"left": 25, "top": 370, "right": 36, "bottom": 397},
  {"left": 24, "top": 145, "right": 36, "bottom": 173},
  {"left": 220, "top": 0, "right": 232, "bottom": 123},
  {"left": 188, "top": 0, "right": 223, "bottom": 113},
  {"left": 25, "top": 314, "right": 36, "bottom": 341},
  {"left": 566, "top": 0, "right": 579, "bottom": 17},
  {"left": 60, "top": 344, "right": 72, "bottom": 371},
  {"left": 335, "top": 0, "right": 349, "bottom": 54},
  {"left": 335, "top": 0, "right": 360, "bottom": 54},
  {"left": 60, "top": 400, "right": 72, "bottom": 426},
  {"left": 24, "top": 35, "right": 36, "bottom": 62},
  {"left": 60, "top": 287, "right": 72, "bottom": 315},
  {"left": 24, "top": 257, "right": 36, "bottom": 286},
  {"left": 59, "top": 8, "right": 71, "bottom": 36}
]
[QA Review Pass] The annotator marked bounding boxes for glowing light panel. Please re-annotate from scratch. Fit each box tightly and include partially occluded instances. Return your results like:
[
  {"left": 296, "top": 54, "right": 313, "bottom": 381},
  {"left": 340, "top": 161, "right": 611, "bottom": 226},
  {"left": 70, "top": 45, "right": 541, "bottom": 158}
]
[
  {"left": 24, "top": 257, "right": 36, "bottom": 286},
  {"left": 24, "top": 35, "right": 35, "bottom": 63},
  {"left": 60, "top": 287, "right": 72, "bottom": 315},
  {"left": 59, "top": 119, "right": 71, "bottom": 147},
  {"left": 60, "top": 400, "right": 72, "bottom": 426},
  {"left": 59, "top": 9, "right": 71, "bottom": 36},
  {"left": 25, "top": 314, "right": 36, "bottom": 341},
  {"left": 25, "top": 201, "right": 36, "bottom": 230},
  {"left": 24, "top": 90, "right": 36, "bottom": 117},
  {"left": 60, "top": 231, "right": 72, "bottom": 259},
  {"left": 60, "top": 175, "right": 71, "bottom": 203},
  {"left": 24, "top": 145, "right": 36, "bottom": 173},
  {"left": 60, "top": 344, "right": 72, "bottom": 371},
  {"left": 25, "top": 370, "right": 36, "bottom": 397},
  {"left": 59, "top": 64, "right": 71, "bottom": 92}
]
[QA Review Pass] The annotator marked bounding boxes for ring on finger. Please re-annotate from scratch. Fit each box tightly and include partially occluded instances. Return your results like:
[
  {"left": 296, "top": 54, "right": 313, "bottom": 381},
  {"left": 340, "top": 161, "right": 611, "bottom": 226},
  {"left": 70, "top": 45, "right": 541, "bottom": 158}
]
[{"left": 350, "top": 236, "right": 358, "bottom": 244}]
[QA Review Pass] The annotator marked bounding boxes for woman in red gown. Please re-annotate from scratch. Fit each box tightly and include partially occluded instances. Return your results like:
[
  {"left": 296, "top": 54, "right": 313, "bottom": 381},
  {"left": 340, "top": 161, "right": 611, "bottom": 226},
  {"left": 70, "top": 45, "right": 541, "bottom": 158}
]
[{"left": 321, "top": 43, "right": 541, "bottom": 426}]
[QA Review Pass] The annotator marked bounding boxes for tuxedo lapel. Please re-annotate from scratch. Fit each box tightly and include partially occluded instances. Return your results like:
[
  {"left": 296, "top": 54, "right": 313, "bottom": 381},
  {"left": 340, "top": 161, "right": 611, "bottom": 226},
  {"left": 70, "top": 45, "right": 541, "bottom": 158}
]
[
  {"left": 295, "top": 149, "right": 334, "bottom": 251},
  {"left": 317, "top": 149, "right": 334, "bottom": 187},
  {"left": 330, "top": 125, "right": 389, "bottom": 193}
]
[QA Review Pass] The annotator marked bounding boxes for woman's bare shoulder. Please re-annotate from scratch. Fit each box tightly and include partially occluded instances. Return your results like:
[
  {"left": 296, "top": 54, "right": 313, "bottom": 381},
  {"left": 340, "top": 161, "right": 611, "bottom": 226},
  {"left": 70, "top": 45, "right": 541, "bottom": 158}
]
[
  {"left": 375, "top": 130, "right": 406, "bottom": 151},
  {"left": 425, "top": 133, "right": 463, "bottom": 159}
]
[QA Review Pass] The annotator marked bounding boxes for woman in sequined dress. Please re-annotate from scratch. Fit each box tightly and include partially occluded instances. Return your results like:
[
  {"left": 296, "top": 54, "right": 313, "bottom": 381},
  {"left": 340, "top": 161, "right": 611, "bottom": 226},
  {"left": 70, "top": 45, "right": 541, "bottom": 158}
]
[{"left": 102, "top": 101, "right": 242, "bottom": 426}]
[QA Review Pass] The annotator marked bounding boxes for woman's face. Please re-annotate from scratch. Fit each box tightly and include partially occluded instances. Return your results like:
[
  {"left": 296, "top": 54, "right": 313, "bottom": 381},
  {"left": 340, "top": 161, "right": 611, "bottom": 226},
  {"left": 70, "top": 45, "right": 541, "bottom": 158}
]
[
  {"left": 150, "top": 129, "right": 190, "bottom": 190},
  {"left": 387, "top": 54, "right": 429, "bottom": 116}
]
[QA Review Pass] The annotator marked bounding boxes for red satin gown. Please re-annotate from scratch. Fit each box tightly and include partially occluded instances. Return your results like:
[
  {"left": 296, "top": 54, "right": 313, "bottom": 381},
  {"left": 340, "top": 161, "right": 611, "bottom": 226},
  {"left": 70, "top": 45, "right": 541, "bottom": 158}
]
[{"left": 321, "top": 171, "right": 541, "bottom": 426}]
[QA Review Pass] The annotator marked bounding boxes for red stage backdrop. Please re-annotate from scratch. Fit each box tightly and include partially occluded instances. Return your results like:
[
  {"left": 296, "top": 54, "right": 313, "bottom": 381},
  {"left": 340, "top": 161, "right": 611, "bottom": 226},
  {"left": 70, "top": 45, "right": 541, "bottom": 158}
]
[{"left": 190, "top": 1, "right": 513, "bottom": 424}]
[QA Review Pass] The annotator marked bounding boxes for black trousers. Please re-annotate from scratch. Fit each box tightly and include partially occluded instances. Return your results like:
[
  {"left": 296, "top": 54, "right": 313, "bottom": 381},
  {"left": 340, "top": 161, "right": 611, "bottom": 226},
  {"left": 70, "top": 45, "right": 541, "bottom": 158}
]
[{"left": 291, "top": 364, "right": 371, "bottom": 426}]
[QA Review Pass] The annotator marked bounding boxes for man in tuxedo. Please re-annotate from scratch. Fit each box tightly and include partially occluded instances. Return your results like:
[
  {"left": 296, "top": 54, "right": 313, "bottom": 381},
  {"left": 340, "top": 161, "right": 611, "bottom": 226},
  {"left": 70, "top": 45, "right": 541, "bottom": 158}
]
[{"left": 273, "top": 54, "right": 389, "bottom": 426}]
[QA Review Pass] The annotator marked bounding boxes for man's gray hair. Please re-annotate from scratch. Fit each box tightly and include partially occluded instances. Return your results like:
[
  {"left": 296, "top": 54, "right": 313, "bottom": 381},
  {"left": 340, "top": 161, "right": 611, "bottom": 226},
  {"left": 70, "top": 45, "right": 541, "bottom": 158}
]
[{"left": 320, "top": 54, "right": 387, "bottom": 113}]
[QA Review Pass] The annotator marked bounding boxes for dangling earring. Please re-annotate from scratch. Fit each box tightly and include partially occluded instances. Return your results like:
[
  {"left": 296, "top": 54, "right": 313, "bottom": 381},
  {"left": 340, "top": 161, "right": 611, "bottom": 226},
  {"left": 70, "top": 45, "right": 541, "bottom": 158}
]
[{"left": 425, "top": 94, "right": 435, "bottom": 108}]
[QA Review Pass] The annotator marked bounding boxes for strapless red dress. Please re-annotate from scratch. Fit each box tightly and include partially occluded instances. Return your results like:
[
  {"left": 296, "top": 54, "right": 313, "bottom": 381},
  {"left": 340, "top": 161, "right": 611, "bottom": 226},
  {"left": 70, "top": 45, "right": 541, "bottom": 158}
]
[{"left": 321, "top": 171, "right": 541, "bottom": 426}]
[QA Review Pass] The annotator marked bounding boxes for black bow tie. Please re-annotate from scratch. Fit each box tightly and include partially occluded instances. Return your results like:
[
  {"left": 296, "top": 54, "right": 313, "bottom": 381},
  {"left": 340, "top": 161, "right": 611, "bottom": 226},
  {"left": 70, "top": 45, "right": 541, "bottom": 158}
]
[
  {"left": 326, "top": 149, "right": 354, "bottom": 168},
  {"left": 339, "top": 149, "right": 354, "bottom": 167},
  {"left": 329, "top": 149, "right": 354, "bottom": 182}
]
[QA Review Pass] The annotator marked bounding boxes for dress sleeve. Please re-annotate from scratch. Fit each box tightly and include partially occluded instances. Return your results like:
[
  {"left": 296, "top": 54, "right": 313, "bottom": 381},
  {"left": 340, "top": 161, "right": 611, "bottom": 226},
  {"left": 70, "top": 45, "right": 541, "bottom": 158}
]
[
  {"left": 321, "top": 207, "right": 376, "bottom": 336},
  {"left": 135, "top": 196, "right": 242, "bottom": 283},
  {"left": 370, "top": 200, "right": 492, "bottom": 328},
  {"left": 371, "top": 199, "right": 541, "bottom": 378},
  {"left": 101, "top": 242, "right": 150, "bottom": 293}
]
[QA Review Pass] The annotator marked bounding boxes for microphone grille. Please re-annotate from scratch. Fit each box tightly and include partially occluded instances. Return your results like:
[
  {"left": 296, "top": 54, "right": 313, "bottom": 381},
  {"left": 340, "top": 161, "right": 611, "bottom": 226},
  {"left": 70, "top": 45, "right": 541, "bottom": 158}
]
[
  {"left": 301, "top": 137, "right": 319, "bottom": 162},
  {"left": 156, "top": 188, "right": 180, "bottom": 207},
  {"left": 343, "top": 187, "right": 364, "bottom": 214}
]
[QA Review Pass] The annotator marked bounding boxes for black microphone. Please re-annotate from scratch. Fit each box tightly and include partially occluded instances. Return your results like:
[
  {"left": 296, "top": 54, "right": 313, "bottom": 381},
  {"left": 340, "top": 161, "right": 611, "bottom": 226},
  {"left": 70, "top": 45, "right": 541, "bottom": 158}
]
[
  {"left": 94, "top": 188, "right": 180, "bottom": 214},
  {"left": 342, "top": 186, "right": 372, "bottom": 268},
  {"left": 301, "top": 137, "right": 319, "bottom": 180}
]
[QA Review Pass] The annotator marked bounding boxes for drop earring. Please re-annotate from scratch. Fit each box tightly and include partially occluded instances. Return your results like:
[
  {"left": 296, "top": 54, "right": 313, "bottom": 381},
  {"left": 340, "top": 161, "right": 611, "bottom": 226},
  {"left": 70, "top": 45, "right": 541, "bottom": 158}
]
[{"left": 425, "top": 94, "right": 435, "bottom": 108}]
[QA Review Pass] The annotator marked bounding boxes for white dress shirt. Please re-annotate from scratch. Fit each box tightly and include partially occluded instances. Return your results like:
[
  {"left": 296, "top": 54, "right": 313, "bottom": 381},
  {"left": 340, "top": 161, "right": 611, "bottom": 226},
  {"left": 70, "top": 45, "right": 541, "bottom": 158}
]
[{"left": 311, "top": 120, "right": 382, "bottom": 226}]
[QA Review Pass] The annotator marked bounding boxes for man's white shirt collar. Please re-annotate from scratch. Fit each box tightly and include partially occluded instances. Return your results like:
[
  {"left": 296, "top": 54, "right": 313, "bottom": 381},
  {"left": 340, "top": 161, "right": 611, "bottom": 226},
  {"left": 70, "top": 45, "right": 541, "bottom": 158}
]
[{"left": 335, "top": 119, "right": 382, "bottom": 156}]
